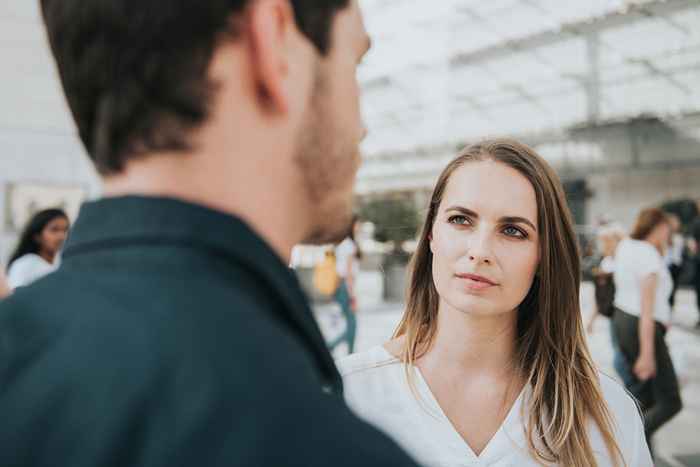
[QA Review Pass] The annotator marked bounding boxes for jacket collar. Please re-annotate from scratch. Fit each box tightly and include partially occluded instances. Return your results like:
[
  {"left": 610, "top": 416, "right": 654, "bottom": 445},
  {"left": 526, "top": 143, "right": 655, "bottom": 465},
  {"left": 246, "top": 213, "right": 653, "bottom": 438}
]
[{"left": 64, "top": 195, "right": 342, "bottom": 392}]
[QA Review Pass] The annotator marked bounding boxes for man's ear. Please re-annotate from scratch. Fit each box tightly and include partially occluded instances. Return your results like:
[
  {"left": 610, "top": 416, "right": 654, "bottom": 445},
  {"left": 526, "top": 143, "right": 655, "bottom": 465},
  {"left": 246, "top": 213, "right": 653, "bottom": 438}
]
[{"left": 246, "top": 0, "right": 295, "bottom": 114}]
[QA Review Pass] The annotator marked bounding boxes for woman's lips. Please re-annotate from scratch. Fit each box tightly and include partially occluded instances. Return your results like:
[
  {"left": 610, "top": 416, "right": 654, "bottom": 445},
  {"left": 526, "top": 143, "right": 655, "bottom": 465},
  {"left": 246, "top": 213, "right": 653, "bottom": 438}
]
[{"left": 455, "top": 273, "right": 497, "bottom": 291}]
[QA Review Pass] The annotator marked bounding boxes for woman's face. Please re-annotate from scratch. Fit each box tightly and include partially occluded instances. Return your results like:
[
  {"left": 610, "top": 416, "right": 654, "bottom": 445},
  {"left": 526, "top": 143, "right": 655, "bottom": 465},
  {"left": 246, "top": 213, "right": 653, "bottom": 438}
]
[
  {"left": 648, "top": 221, "right": 671, "bottom": 254},
  {"left": 352, "top": 220, "right": 362, "bottom": 239},
  {"left": 37, "top": 217, "right": 69, "bottom": 255},
  {"left": 430, "top": 160, "right": 540, "bottom": 316}
]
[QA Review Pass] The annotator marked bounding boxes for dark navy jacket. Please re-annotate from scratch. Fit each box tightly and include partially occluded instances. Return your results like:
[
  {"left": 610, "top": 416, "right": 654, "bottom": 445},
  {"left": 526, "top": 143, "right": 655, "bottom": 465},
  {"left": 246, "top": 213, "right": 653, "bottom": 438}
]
[{"left": 0, "top": 196, "right": 420, "bottom": 467}]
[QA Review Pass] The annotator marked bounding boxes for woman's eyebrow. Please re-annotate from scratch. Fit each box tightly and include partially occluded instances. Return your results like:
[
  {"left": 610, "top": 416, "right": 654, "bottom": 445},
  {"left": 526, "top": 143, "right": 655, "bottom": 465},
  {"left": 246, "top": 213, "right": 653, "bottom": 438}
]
[
  {"left": 501, "top": 216, "right": 537, "bottom": 232},
  {"left": 445, "top": 206, "right": 536, "bottom": 232}
]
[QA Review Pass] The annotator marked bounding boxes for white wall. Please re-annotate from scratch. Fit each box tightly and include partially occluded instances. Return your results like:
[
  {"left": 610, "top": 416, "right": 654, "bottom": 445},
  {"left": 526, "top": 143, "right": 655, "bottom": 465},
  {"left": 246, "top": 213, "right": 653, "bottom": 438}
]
[
  {"left": 0, "top": 1, "right": 100, "bottom": 262},
  {"left": 588, "top": 167, "right": 700, "bottom": 230}
]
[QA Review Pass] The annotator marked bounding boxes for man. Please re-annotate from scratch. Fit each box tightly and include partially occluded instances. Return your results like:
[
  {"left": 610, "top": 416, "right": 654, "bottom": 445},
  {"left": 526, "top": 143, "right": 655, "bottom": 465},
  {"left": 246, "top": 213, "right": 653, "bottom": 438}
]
[{"left": 0, "top": 1, "right": 421, "bottom": 466}]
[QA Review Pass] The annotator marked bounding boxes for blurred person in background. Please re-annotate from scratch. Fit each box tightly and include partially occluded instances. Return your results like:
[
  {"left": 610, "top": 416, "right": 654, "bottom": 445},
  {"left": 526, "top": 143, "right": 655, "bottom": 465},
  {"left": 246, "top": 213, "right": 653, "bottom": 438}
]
[
  {"left": 0, "top": 269, "right": 11, "bottom": 299},
  {"left": 586, "top": 225, "right": 633, "bottom": 387},
  {"left": 613, "top": 207, "right": 682, "bottom": 457},
  {"left": 329, "top": 216, "right": 362, "bottom": 354},
  {"left": 665, "top": 214, "right": 684, "bottom": 311},
  {"left": 0, "top": 1, "right": 422, "bottom": 467},
  {"left": 6, "top": 208, "right": 69, "bottom": 290},
  {"left": 690, "top": 200, "right": 700, "bottom": 326},
  {"left": 338, "top": 139, "right": 651, "bottom": 467}
]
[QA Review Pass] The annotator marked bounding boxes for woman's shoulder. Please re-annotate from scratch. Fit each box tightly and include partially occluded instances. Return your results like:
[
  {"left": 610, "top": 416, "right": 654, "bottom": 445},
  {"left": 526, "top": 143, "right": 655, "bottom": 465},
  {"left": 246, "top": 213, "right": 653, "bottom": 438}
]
[
  {"left": 616, "top": 240, "right": 662, "bottom": 272},
  {"left": 7, "top": 254, "right": 46, "bottom": 276},
  {"left": 336, "top": 345, "right": 401, "bottom": 379},
  {"left": 619, "top": 238, "right": 658, "bottom": 258},
  {"left": 336, "top": 345, "right": 409, "bottom": 419},
  {"left": 597, "top": 371, "right": 639, "bottom": 415},
  {"left": 9, "top": 253, "right": 44, "bottom": 268},
  {"left": 596, "top": 371, "right": 652, "bottom": 464},
  {"left": 6, "top": 254, "right": 54, "bottom": 288},
  {"left": 335, "top": 237, "right": 356, "bottom": 255}
]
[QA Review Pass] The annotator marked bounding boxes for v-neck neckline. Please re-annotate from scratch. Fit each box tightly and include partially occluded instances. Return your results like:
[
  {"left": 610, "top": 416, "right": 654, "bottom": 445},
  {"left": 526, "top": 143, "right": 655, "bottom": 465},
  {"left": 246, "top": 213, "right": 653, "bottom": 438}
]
[{"left": 379, "top": 345, "right": 528, "bottom": 463}]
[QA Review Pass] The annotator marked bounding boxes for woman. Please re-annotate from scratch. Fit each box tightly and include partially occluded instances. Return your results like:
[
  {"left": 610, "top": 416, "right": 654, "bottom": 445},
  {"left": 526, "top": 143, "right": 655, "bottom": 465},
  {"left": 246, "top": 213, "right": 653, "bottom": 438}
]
[
  {"left": 6, "top": 208, "right": 70, "bottom": 289},
  {"left": 586, "top": 226, "right": 625, "bottom": 331},
  {"left": 613, "top": 208, "right": 683, "bottom": 455},
  {"left": 338, "top": 139, "right": 651, "bottom": 466},
  {"left": 585, "top": 226, "right": 634, "bottom": 386},
  {"left": 329, "top": 216, "right": 362, "bottom": 354}
]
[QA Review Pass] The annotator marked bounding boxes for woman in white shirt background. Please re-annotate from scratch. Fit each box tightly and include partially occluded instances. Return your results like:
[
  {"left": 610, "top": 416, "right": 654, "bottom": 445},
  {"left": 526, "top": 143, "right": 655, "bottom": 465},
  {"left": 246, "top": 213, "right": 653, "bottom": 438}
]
[
  {"left": 6, "top": 208, "right": 70, "bottom": 290},
  {"left": 339, "top": 139, "right": 651, "bottom": 467},
  {"left": 586, "top": 226, "right": 635, "bottom": 388},
  {"left": 612, "top": 207, "right": 683, "bottom": 458}
]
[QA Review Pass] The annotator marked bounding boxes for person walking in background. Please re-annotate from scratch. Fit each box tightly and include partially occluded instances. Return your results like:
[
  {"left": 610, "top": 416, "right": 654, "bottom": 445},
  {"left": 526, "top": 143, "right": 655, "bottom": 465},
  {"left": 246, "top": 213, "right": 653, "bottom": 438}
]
[
  {"left": 586, "top": 225, "right": 634, "bottom": 387},
  {"left": 329, "top": 217, "right": 362, "bottom": 354},
  {"left": 690, "top": 202, "right": 700, "bottom": 326},
  {"left": 613, "top": 207, "right": 683, "bottom": 457},
  {"left": 6, "top": 208, "right": 69, "bottom": 290},
  {"left": 0, "top": 269, "right": 11, "bottom": 299},
  {"left": 665, "top": 214, "right": 684, "bottom": 311}
]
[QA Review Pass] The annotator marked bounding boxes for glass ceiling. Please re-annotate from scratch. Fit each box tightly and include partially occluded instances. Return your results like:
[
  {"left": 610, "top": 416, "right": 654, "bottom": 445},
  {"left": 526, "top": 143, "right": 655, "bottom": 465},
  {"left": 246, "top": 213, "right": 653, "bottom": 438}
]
[{"left": 356, "top": 0, "right": 700, "bottom": 190}]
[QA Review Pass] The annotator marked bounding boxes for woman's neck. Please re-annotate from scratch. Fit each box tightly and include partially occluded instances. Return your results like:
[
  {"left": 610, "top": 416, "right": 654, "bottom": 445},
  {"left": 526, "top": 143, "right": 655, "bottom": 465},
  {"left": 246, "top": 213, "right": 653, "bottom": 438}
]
[
  {"left": 38, "top": 250, "right": 55, "bottom": 264},
  {"left": 420, "top": 301, "right": 520, "bottom": 378},
  {"left": 644, "top": 236, "right": 664, "bottom": 255}
]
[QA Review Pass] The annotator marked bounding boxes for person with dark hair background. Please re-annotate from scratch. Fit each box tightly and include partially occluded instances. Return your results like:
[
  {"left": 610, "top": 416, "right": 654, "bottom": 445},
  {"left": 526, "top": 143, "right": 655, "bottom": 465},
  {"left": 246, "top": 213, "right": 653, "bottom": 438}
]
[
  {"left": 0, "top": 1, "right": 421, "bottom": 466},
  {"left": 6, "top": 208, "right": 69, "bottom": 289},
  {"left": 690, "top": 199, "right": 700, "bottom": 327},
  {"left": 664, "top": 214, "right": 684, "bottom": 311}
]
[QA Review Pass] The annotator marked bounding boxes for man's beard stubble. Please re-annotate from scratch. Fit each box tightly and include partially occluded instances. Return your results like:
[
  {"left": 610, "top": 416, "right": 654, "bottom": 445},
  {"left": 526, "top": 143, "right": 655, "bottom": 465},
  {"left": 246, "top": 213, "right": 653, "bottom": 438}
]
[{"left": 293, "top": 69, "right": 359, "bottom": 245}]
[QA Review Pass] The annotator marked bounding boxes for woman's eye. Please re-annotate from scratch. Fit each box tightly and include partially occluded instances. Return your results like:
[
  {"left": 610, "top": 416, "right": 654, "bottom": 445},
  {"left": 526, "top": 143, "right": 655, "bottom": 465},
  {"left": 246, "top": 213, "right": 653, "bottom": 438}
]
[
  {"left": 448, "top": 215, "right": 470, "bottom": 225},
  {"left": 504, "top": 226, "right": 527, "bottom": 238}
]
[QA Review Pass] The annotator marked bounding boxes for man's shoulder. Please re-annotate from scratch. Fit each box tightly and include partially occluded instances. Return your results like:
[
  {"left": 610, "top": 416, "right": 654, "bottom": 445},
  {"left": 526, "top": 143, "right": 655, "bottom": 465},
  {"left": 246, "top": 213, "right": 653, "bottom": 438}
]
[
  {"left": 0, "top": 276, "right": 421, "bottom": 467},
  {"left": 0, "top": 266, "right": 285, "bottom": 366}
]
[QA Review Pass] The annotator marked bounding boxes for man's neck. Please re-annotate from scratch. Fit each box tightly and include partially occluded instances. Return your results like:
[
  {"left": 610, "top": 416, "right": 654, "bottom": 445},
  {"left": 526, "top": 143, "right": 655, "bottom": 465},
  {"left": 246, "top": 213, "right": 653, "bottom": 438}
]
[{"left": 102, "top": 152, "right": 309, "bottom": 264}]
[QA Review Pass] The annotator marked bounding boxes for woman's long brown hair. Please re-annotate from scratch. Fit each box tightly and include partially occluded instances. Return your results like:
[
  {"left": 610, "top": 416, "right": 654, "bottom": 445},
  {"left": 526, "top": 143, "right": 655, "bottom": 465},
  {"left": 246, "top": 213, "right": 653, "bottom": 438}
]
[{"left": 393, "top": 138, "right": 624, "bottom": 466}]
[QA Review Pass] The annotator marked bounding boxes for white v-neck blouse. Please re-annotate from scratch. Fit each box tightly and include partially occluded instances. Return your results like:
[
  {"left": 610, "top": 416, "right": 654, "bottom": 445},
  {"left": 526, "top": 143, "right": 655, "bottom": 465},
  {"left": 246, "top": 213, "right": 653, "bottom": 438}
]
[{"left": 337, "top": 346, "right": 652, "bottom": 467}]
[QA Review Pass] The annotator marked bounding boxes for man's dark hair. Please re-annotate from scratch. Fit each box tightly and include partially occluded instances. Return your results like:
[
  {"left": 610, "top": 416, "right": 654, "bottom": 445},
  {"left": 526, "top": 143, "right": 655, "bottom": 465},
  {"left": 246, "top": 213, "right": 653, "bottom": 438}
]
[{"left": 40, "top": 0, "right": 350, "bottom": 175}]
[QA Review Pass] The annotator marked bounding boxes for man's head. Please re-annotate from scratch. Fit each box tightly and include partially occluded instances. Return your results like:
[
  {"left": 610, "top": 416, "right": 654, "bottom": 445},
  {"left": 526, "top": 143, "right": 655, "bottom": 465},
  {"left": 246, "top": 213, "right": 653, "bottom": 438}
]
[{"left": 41, "top": 0, "right": 370, "bottom": 246}]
